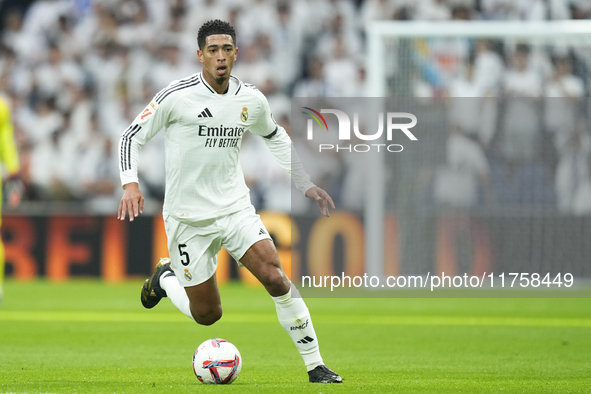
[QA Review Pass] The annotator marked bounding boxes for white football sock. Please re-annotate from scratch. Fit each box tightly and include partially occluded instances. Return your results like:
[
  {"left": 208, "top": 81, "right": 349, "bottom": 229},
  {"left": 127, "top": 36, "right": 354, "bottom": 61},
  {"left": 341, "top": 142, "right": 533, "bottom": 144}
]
[
  {"left": 160, "top": 273, "right": 195, "bottom": 321},
  {"left": 272, "top": 284, "right": 324, "bottom": 371}
]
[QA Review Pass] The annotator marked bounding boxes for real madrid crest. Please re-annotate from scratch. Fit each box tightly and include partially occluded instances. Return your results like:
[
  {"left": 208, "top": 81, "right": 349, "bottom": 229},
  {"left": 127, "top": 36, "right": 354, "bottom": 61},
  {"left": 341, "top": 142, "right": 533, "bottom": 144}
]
[
  {"left": 241, "top": 106, "right": 248, "bottom": 122},
  {"left": 184, "top": 269, "right": 192, "bottom": 281}
]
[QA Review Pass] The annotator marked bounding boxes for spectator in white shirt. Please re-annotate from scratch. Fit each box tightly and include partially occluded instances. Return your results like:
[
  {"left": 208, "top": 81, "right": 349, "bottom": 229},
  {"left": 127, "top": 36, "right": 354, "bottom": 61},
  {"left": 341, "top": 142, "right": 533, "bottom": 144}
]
[
  {"left": 28, "top": 109, "right": 78, "bottom": 200},
  {"left": 502, "top": 44, "right": 542, "bottom": 162},
  {"left": 324, "top": 36, "right": 360, "bottom": 97},
  {"left": 482, "top": 0, "right": 546, "bottom": 20},
  {"left": 415, "top": 0, "right": 452, "bottom": 21},
  {"left": 448, "top": 55, "right": 498, "bottom": 150},
  {"left": 148, "top": 40, "right": 195, "bottom": 92},
  {"left": 555, "top": 118, "right": 591, "bottom": 214},
  {"left": 2, "top": 10, "right": 46, "bottom": 66},
  {"left": 231, "top": 41, "right": 273, "bottom": 89},
  {"left": 314, "top": 13, "right": 363, "bottom": 64},
  {"left": 84, "top": 41, "right": 127, "bottom": 135},
  {"left": 17, "top": 97, "right": 64, "bottom": 147},
  {"left": 34, "top": 43, "right": 85, "bottom": 111},
  {"left": 361, "top": 0, "right": 408, "bottom": 25},
  {"left": 76, "top": 118, "right": 120, "bottom": 213},
  {"left": 473, "top": 39, "right": 504, "bottom": 96},
  {"left": 544, "top": 56, "right": 586, "bottom": 153},
  {"left": 293, "top": 58, "right": 338, "bottom": 97},
  {"left": 22, "top": 0, "right": 73, "bottom": 37},
  {"left": 433, "top": 126, "right": 495, "bottom": 208}
]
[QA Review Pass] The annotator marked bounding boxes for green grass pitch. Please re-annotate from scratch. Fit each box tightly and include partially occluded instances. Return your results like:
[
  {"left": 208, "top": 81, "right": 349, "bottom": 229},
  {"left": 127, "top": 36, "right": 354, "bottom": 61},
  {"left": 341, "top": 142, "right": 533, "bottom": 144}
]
[{"left": 1, "top": 280, "right": 590, "bottom": 393}]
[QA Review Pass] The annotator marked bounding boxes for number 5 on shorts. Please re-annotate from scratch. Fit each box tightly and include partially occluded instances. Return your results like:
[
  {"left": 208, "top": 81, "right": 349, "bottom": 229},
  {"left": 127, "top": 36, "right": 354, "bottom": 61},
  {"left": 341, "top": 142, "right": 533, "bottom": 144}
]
[{"left": 178, "top": 244, "right": 190, "bottom": 266}]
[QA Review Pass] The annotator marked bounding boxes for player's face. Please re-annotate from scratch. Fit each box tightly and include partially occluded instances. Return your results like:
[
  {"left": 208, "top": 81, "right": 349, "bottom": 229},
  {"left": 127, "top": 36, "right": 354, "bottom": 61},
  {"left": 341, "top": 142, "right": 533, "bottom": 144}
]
[{"left": 198, "top": 34, "right": 238, "bottom": 86}]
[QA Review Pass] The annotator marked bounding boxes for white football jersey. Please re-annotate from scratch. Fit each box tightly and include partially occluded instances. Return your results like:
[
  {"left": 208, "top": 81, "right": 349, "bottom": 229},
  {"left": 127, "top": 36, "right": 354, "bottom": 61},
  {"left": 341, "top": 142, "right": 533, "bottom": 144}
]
[{"left": 119, "top": 72, "right": 314, "bottom": 222}]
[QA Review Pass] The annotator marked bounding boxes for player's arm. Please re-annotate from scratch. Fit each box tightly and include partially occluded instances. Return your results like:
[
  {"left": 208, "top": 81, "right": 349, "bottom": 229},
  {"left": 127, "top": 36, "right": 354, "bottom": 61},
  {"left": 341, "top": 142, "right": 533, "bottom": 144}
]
[
  {"left": 250, "top": 95, "right": 335, "bottom": 217},
  {"left": 118, "top": 99, "right": 168, "bottom": 222}
]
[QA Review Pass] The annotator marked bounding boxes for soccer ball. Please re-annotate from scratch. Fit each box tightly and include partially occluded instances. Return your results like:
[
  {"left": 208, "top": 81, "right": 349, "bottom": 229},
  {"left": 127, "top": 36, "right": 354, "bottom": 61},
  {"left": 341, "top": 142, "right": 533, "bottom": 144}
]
[{"left": 192, "top": 338, "right": 242, "bottom": 384}]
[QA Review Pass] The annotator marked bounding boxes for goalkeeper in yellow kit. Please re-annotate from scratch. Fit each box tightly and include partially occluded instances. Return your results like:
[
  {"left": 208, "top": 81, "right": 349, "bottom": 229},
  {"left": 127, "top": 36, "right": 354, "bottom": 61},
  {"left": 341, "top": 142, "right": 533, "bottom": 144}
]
[{"left": 0, "top": 95, "right": 22, "bottom": 303}]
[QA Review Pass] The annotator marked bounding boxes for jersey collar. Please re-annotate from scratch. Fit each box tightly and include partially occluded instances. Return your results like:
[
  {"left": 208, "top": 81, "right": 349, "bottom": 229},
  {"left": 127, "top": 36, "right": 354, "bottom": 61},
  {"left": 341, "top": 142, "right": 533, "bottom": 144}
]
[{"left": 199, "top": 73, "right": 241, "bottom": 96}]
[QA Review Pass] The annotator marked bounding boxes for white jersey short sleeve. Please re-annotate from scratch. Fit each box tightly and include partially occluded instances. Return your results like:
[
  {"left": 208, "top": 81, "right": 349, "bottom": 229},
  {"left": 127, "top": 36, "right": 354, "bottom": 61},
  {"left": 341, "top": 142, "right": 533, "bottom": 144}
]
[{"left": 118, "top": 73, "right": 314, "bottom": 222}]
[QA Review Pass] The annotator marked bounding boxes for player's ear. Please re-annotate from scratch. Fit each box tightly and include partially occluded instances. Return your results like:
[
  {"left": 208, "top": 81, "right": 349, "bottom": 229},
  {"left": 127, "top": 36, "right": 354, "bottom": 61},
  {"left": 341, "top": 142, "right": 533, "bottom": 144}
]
[
  {"left": 197, "top": 49, "right": 204, "bottom": 63},
  {"left": 234, "top": 47, "right": 238, "bottom": 60}
]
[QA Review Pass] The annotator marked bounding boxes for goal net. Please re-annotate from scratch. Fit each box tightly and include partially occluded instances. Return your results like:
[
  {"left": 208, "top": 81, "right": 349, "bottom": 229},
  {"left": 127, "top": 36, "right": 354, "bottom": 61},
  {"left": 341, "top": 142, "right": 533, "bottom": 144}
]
[{"left": 359, "top": 20, "right": 591, "bottom": 293}]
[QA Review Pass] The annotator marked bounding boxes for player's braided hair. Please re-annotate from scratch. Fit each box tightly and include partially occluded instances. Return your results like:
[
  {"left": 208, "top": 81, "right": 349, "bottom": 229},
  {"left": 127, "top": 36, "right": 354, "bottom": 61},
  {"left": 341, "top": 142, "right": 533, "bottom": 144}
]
[{"left": 197, "top": 20, "right": 236, "bottom": 50}]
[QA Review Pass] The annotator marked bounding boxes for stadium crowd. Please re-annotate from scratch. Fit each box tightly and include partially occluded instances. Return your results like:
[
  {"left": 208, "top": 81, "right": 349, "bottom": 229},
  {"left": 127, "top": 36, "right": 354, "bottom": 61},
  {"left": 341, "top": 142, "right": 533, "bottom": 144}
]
[{"left": 0, "top": 0, "right": 591, "bottom": 214}]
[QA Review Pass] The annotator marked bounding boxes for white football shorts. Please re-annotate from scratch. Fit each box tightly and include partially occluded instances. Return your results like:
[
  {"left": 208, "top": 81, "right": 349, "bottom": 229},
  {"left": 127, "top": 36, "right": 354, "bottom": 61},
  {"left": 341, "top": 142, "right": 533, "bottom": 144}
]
[{"left": 163, "top": 205, "right": 272, "bottom": 287}]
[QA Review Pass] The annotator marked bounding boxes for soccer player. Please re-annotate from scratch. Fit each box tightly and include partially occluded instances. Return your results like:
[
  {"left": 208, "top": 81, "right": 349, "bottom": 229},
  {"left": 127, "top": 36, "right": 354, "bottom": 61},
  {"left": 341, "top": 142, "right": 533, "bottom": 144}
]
[
  {"left": 117, "top": 20, "right": 342, "bottom": 384},
  {"left": 0, "top": 95, "right": 22, "bottom": 304}
]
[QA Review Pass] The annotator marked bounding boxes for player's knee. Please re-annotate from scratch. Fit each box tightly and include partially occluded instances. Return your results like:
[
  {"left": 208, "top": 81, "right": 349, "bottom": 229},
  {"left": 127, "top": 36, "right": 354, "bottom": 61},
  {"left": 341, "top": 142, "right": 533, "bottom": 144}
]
[
  {"left": 259, "top": 264, "right": 285, "bottom": 287},
  {"left": 191, "top": 305, "right": 222, "bottom": 326},
  {"left": 258, "top": 266, "right": 290, "bottom": 297},
  {"left": 194, "top": 310, "right": 222, "bottom": 326}
]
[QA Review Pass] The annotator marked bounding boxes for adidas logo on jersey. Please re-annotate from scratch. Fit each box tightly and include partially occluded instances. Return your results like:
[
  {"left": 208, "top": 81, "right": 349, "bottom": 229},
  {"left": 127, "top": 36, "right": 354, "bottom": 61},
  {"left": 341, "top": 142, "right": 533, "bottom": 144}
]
[
  {"left": 197, "top": 107, "right": 213, "bottom": 118},
  {"left": 259, "top": 228, "right": 267, "bottom": 235}
]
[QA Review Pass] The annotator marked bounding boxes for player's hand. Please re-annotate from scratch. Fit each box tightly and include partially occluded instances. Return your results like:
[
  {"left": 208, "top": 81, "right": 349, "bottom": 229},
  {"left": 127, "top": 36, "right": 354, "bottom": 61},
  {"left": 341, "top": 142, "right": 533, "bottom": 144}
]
[
  {"left": 5, "top": 175, "right": 23, "bottom": 207},
  {"left": 118, "top": 182, "right": 144, "bottom": 222},
  {"left": 305, "top": 186, "right": 335, "bottom": 217}
]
